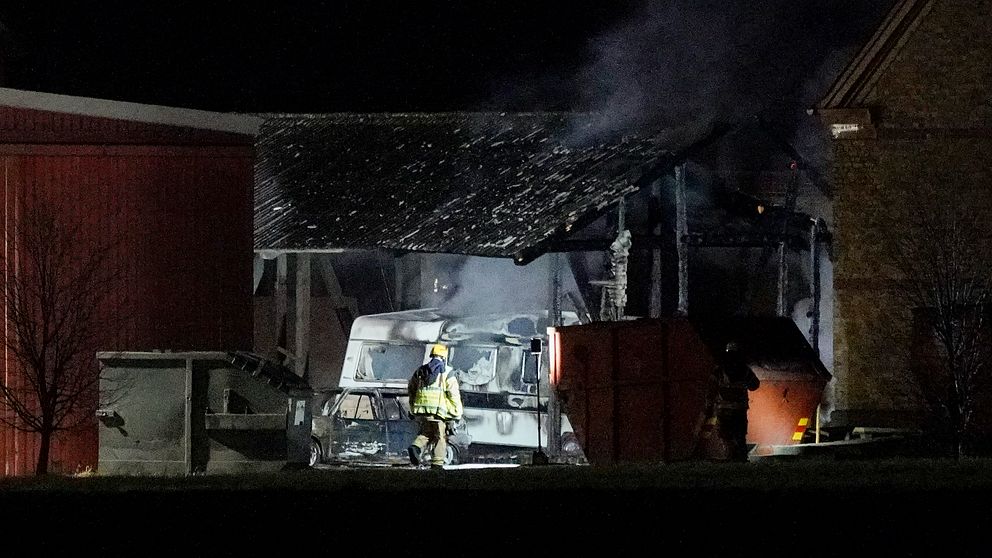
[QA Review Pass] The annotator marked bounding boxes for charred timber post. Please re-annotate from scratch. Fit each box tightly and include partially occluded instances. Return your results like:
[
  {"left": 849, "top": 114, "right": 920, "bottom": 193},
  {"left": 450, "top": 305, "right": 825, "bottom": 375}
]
[
  {"left": 617, "top": 195, "right": 626, "bottom": 233},
  {"left": 550, "top": 253, "right": 563, "bottom": 328},
  {"left": 684, "top": 233, "right": 796, "bottom": 248},
  {"left": 566, "top": 291, "right": 593, "bottom": 324},
  {"left": 675, "top": 164, "right": 689, "bottom": 317},
  {"left": 548, "top": 233, "right": 806, "bottom": 252},
  {"left": 777, "top": 241, "right": 788, "bottom": 317},
  {"left": 809, "top": 218, "right": 823, "bottom": 355},
  {"left": 548, "top": 253, "right": 563, "bottom": 456},
  {"left": 184, "top": 357, "right": 193, "bottom": 475},
  {"left": 598, "top": 198, "right": 631, "bottom": 321},
  {"left": 295, "top": 253, "right": 312, "bottom": 378},
  {"left": 778, "top": 162, "right": 801, "bottom": 318},
  {"left": 649, "top": 179, "right": 663, "bottom": 318},
  {"left": 276, "top": 254, "right": 289, "bottom": 361}
]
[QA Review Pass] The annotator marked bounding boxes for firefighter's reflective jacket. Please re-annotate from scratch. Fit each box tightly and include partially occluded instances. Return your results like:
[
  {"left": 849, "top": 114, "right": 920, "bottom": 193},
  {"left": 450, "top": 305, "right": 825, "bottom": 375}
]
[{"left": 410, "top": 366, "right": 463, "bottom": 420}]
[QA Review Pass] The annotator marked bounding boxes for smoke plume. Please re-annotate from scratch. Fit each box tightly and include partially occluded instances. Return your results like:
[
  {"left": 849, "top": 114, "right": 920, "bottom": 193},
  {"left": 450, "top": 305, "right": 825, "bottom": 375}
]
[{"left": 439, "top": 255, "right": 581, "bottom": 318}]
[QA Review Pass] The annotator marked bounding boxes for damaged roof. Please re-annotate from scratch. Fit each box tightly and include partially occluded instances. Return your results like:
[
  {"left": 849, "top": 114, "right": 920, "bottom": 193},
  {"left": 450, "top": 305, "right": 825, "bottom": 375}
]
[{"left": 254, "top": 112, "right": 670, "bottom": 259}]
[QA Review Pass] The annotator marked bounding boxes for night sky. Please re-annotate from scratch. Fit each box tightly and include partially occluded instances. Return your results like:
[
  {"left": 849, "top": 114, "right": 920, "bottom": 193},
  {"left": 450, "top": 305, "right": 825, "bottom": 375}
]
[
  {"left": 0, "top": 0, "right": 891, "bottom": 122},
  {"left": 0, "top": 1, "right": 634, "bottom": 112}
]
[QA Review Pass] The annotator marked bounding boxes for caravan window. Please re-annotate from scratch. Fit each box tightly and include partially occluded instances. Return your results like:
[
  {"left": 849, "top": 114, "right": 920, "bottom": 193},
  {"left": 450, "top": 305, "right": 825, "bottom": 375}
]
[
  {"left": 356, "top": 343, "right": 424, "bottom": 381},
  {"left": 450, "top": 346, "right": 496, "bottom": 388}
]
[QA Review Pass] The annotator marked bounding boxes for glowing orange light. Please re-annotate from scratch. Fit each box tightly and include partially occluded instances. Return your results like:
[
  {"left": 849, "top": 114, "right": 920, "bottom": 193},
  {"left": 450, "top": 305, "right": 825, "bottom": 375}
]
[{"left": 547, "top": 328, "right": 561, "bottom": 386}]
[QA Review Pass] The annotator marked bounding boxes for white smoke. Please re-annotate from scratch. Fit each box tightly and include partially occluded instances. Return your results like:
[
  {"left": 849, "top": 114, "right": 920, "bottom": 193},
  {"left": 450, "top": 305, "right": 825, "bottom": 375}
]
[
  {"left": 569, "top": 0, "right": 744, "bottom": 142},
  {"left": 439, "top": 254, "right": 581, "bottom": 318}
]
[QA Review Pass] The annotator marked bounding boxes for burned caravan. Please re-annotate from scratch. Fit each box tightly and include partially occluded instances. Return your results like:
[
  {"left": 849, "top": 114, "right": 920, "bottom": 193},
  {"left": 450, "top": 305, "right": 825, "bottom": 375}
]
[{"left": 335, "top": 308, "right": 585, "bottom": 462}]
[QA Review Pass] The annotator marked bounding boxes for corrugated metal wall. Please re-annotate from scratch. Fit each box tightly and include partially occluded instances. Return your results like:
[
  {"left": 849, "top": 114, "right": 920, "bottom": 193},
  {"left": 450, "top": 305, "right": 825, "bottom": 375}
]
[{"left": 0, "top": 106, "right": 254, "bottom": 475}]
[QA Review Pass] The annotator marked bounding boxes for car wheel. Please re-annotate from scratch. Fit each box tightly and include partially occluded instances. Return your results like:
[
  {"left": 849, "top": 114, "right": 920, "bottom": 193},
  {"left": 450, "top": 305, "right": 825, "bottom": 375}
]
[
  {"left": 420, "top": 443, "right": 460, "bottom": 466},
  {"left": 309, "top": 438, "right": 322, "bottom": 467},
  {"left": 444, "top": 443, "right": 459, "bottom": 465}
]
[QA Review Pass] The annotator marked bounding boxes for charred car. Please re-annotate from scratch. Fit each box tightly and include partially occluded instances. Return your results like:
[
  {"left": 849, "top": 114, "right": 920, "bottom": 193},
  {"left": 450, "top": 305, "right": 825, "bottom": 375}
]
[{"left": 309, "top": 387, "right": 471, "bottom": 467}]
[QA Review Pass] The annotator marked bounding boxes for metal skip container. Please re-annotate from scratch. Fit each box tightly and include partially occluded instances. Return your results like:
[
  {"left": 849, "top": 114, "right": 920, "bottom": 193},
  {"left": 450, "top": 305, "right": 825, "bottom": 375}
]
[
  {"left": 549, "top": 318, "right": 717, "bottom": 465},
  {"left": 550, "top": 317, "right": 832, "bottom": 464},
  {"left": 96, "top": 351, "right": 312, "bottom": 475}
]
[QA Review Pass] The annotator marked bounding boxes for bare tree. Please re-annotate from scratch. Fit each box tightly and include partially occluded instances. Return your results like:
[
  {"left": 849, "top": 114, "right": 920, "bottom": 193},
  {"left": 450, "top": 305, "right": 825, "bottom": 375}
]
[
  {"left": 0, "top": 195, "right": 124, "bottom": 474},
  {"left": 891, "top": 192, "right": 992, "bottom": 457}
]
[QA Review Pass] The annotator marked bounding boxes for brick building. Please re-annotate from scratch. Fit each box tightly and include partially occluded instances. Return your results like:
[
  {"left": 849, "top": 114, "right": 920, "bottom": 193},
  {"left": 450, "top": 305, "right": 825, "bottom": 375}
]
[{"left": 817, "top": 0, "right": 992, "bottom": 427}]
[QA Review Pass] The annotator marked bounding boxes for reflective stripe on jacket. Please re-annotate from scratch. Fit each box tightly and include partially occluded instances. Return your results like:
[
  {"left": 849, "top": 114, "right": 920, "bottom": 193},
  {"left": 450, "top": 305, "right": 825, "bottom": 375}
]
[{"left": 411, "top": 370, "right": 463, "bottom": 420}]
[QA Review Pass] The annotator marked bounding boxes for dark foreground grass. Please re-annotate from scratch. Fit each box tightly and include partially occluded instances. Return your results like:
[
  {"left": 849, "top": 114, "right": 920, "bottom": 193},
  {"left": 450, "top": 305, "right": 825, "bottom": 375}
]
[
  {"left": 2, "top": 458, "right": 989, "bottom": 554},
  {"left": 2, "top": 457, "right": 992, "bottom": 492}
]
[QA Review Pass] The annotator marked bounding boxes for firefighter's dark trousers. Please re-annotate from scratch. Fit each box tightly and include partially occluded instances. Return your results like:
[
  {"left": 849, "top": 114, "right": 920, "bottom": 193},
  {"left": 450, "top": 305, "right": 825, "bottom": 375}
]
[
  {"left": 717, "top": 410, "right": 749, "bottom": 462},
  {"left": 412, "top": 416, "right": 447, "bottom": 466}
]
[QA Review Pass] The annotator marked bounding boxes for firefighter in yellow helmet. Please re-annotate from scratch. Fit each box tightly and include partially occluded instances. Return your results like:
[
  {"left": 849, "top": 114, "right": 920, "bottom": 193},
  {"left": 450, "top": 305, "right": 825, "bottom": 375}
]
[{"left": 407, "top": 343, "right": 463, "bottom": 469}]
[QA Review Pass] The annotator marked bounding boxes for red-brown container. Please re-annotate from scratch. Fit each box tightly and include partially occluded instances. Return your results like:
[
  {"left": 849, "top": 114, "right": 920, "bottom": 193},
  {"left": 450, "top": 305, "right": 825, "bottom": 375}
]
[
  {"left": 692, "top": 316, "right": 832, "bottom": 454},
  {"left": 551, "top": 316, "right": 831, "bottom": 464},
  {"left": 550, "top": 318, "right": 715, "bottom": 465},
  {"left": 748, "top": 365, "right": 829, "bottom": 451}
]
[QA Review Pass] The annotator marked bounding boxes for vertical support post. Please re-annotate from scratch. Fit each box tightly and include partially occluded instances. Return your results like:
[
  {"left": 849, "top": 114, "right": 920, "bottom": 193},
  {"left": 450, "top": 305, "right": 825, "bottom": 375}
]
[
  {"left": 420, "top": 255, "right": 440, "bottom": 308},
  {"left": 295, "top": 253, "right": 312, "bottom": 379},
  {"left": 777, "top": 240, "right": 788, "bottom": 317},
  {"left": 778, "top": 161, "right": 800, "bottom": 319},
  {"left": 617, "top": 196, "right": 626, "bottom": 233},
  {"left": 535, "top": 351, "right": 541, "bottom": 453},
  {"left": 252, "top": 253, "right": 265, "bottom": 295},
  {"left": 275, "top": 253, "right": 289, "bottom": 357},
  {"left": 815, "top": 404, "right": 821, "bottom": 444},
  {"left": 550, "top": 253, "right": 563, "bottom": 328},
  {"left": 649, "top": 179, "right": 663, "bottom": 318},
  {"left": 184, "top": 357, "right": 193, "bottom": 476},
  {"left": 600, "top": 198, "right": 631, "bottom": 322},
  {"left": 548, "top": 254, "right": 562, "bottom": 457},
  {"left": 395, "top": 253, "right": 421, "bottom": 310},
  {"left": 531, "top": 338, "right": 548, "bottom": 465},
  {"left": 810, "top": 218, "right": 822, "bottom": 355},
  {"left": 318, "top": 254, "right": 360, "bottom": 359},
  {"left": 675, "top": 164, "right": 689, "bottom": 317}
]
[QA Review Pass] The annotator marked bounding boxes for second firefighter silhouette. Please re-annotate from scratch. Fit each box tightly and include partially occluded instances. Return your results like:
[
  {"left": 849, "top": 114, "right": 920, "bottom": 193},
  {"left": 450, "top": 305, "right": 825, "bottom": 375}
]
[
  {"left": 407, "top": 343, "right": 464, "bottom": 469},
  {"left": 714, "top": 341, "right": 760, "bottom": 461}
]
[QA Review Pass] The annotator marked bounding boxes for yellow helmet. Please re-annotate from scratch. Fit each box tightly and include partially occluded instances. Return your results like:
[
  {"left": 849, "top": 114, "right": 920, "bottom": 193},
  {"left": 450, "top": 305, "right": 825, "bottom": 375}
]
[{"left": 430, "top": 343, "right": 449, "bottom": 359}]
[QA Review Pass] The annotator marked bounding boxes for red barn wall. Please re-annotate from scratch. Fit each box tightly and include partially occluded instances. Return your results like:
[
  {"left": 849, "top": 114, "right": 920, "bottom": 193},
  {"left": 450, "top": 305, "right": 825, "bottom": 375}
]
[{"left": 0, "top": 105, "right": 255, "bottom": 475}]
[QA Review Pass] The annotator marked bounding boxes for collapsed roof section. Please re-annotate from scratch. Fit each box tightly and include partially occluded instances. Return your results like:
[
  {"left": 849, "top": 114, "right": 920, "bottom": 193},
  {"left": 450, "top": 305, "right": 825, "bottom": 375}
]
[{"left": 254, "top": 112, "right": 673, "bottom": 262}]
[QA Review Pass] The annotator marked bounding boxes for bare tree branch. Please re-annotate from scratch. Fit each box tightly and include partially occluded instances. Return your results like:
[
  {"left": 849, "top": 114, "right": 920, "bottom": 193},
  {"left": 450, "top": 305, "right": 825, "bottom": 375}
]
[
  {"left": 0, "top": 192, "right": 127, "bottom": 474},
  {"left": 890, "top": 185, "right": 992, "bottom": 457}
]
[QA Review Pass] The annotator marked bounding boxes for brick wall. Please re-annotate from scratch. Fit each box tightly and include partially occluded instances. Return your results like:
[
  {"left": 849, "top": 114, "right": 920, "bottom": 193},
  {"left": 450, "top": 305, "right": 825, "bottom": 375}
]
[
  {"left": 828, "top": 0, "right": 992, "bottom": 426},
  {"left": 870, "top": 0, "right": 992, "bottom": 130}
]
